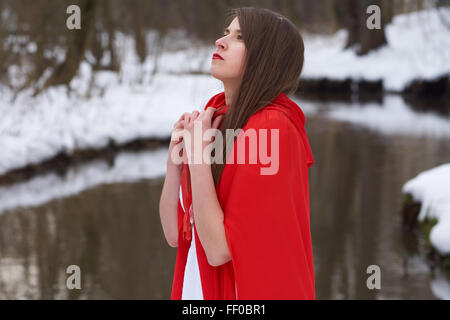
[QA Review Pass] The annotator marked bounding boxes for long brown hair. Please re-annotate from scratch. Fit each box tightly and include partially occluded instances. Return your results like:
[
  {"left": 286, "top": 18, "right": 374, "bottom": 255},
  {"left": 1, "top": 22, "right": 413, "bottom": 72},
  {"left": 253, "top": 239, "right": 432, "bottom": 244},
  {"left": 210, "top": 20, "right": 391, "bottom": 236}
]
[{"left": 211, "top": 7, "right": 305, "bottom": 187}]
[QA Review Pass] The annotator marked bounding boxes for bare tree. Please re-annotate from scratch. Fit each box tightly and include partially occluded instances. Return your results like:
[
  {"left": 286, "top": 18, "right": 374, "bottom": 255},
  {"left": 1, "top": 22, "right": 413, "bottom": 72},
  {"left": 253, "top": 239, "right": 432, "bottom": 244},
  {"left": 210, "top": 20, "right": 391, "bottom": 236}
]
[{"left": 38, "top": 0, "right": 97, "bottom": 94}]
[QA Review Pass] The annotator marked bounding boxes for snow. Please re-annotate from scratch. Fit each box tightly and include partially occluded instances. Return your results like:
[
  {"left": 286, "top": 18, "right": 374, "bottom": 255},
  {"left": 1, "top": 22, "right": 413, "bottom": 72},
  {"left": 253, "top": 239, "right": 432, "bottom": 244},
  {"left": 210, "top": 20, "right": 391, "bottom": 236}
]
[
  {"left": 0, "top": 69, "right": 223, "bottom": 176},
  {"left": 0, "top": 147, "right": 168, "bottom": 215},
  {"left": 431, "top": 268, "right": 450, "bottom": 300},
  {"left": 301, "top": 7, "right": 450, "bottom": 91},
  {"left": 402, "top": 163, "right": 450, "bottom": 255}
]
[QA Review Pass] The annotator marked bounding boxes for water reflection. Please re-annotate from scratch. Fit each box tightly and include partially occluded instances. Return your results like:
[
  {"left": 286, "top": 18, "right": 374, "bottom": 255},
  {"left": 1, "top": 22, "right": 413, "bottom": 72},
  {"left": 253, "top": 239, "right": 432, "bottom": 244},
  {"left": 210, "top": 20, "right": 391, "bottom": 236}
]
[
  {"left": 0, "top": 178, "right": 177, "bottom": 299},
  {"left": 0, "top": 148, "right": 175, "bottom": 299},
  {"left": 0, "top": 100, "right": 449, "bottom": 299},
  {"left": 307, "top": 116, "right": 450, "bottom": 299}
]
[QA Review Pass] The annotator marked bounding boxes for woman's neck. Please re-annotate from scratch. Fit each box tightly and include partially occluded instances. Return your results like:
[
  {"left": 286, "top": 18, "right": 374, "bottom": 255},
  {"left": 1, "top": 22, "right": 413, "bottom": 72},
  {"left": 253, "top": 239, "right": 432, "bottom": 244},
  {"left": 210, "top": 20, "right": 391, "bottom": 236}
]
[{"left": 223, "top": 81, "right": 240, "bottom": 107}]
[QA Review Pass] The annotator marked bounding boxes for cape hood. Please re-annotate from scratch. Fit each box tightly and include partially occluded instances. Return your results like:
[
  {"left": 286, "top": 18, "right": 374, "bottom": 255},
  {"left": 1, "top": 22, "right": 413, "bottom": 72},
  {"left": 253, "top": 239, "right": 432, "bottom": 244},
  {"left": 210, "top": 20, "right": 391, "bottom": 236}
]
[{"left": 205, "top": 91, "right": 314, "bottom": 168}]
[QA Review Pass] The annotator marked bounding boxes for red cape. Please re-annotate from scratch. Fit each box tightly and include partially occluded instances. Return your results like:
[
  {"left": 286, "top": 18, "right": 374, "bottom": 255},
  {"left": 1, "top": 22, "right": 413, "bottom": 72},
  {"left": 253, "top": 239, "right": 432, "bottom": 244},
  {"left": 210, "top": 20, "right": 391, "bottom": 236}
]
[{"left": 171, "top": 91, "right": 315, "bottom": 300}]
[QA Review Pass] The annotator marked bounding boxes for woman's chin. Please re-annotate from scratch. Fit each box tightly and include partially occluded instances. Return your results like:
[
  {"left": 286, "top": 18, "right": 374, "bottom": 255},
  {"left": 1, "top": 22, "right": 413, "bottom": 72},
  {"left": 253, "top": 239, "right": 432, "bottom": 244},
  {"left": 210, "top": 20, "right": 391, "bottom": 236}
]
[{"left": 210, "top": 68, "right": 224, "bottom": 81}]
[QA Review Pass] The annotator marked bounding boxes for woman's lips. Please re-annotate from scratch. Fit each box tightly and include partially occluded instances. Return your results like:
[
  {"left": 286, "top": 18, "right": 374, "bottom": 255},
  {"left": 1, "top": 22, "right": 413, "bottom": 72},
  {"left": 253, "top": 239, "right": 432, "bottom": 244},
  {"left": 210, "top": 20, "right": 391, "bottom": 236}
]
[{"left": 212, "top": 53, "right": 224, "bottom": 60}]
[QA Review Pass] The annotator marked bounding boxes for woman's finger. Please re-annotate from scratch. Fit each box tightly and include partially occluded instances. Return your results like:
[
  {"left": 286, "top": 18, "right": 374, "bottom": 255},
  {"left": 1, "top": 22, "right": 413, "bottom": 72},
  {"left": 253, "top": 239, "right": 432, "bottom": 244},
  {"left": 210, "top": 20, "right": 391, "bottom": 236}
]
[
  {"left": 174, "top": 112, "right": 191, "bottom": 129},
  {"left": 189, "top": 111, "right": 200, "bottom": 125},
  {"left": 191, "top": 110, "right": 200, "bottom": 119},
  {"left": 179, "top": 112, "right": 190, "bottom": 121},
  {"left": 173, "top": 119, "right": 184, "bottom": 129},
  {"left": 212, "top": 115, "right": 224, "bottom": 130},
  {"left": 203, "top": 107, "right": 217, "bottom": 121},
  {"left": 184, "top": 114, "right": 191, "bottom": 128}
]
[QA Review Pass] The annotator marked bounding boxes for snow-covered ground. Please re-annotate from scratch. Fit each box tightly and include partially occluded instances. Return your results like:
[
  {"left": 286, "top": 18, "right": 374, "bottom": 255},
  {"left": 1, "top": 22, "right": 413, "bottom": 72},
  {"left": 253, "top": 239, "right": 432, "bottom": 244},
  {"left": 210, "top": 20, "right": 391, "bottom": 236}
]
[
  {"left": 0, "top": 71, "right": 223, "bottom": 176},
  {"left": 1, "top": 7, "right": 449, "bottom": 177},
  {"left": 302, "top": 7, "right": 450, "bottom": 91},
  {"left": 402, "top": 163, "right": 450, "bottom": 256}
]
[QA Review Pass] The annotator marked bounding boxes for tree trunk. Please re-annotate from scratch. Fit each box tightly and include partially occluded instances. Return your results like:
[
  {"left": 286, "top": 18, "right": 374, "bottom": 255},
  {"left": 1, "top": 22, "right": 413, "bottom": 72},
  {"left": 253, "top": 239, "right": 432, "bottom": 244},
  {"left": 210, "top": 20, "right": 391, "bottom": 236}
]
[
  {"left": 38, "top": 0, "right": 97, "bottom": 94},
  {"left": 359, "top": 0, "right": 392, "bottom": 55},
  {"left": 341, "top": 0, "right": 392, "bottom": 55},
  {"left": 133, "top": 0, "right": 147, "bottom": 63}
]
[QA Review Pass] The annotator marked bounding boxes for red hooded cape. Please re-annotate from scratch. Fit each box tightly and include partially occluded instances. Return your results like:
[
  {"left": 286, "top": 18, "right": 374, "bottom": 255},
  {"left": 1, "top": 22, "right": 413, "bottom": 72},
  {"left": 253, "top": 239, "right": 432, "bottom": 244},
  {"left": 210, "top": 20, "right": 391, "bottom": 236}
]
[{"left": 170, "top": 91, "right": 315, "bottom": 300}]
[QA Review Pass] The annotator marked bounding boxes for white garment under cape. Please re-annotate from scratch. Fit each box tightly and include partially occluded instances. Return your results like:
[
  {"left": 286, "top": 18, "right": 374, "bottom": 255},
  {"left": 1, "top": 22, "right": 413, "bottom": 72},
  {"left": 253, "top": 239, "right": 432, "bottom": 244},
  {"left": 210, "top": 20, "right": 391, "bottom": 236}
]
[{"left": 180, "top": 185, "right": 204, "bottom": 300}]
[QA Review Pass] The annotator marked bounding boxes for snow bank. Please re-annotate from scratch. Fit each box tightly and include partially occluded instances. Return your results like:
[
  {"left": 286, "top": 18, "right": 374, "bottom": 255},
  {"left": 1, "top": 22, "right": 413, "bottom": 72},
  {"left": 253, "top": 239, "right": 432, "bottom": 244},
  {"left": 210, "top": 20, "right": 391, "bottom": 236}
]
[
  {"left": 0, "top": 147, "right": 168, "bottom": 215},
  {"left": 301, "top": 7, "right": 450, "bottom": 91},
  {"left": 402, "top": 163, "right": 450, "bottom": 255},
  {"left": 0, "top": 69, "right": 222, "bottom": 176},
  {"left": 431, "top": 268, "right": 450, "bottom": 300}
]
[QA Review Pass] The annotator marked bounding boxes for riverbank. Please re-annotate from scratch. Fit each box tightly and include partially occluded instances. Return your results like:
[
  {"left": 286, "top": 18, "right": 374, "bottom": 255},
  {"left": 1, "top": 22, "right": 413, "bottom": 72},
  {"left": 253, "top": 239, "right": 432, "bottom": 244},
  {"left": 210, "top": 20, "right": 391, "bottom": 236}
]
[{"left": 402, "top": 164, "right": 450, "bottom": 270}]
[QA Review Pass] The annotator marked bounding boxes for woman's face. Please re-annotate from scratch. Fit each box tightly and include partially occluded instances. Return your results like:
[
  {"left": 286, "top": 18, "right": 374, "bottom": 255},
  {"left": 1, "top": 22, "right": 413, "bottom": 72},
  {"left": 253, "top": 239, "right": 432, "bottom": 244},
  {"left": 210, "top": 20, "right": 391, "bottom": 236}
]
[{"left": 210, "top": 17, "right": 247, "bottom": 82}]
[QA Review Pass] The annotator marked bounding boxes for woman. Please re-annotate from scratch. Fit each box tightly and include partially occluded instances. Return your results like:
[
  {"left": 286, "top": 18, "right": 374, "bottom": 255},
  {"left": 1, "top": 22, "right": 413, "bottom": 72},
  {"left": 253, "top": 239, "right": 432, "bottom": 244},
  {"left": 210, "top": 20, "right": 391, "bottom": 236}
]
[{"left": 159, "top": 7, "right": 315, "bottom": 300}]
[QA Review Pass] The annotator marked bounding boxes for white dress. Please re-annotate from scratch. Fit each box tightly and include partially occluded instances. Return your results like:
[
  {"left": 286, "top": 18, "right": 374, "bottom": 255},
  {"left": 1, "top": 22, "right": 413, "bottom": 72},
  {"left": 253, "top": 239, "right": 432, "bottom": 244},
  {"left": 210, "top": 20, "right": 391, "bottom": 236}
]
[{"left": 180, "top": 186, "right": 204, "bottom": 300}]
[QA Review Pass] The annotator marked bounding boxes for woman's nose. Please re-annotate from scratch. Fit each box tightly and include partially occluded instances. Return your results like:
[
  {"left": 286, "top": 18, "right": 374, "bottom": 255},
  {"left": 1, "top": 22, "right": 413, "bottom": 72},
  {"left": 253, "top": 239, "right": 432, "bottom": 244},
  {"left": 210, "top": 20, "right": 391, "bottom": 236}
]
[{"left": 215, "top": 37, "right": 226, "bottom": 50}]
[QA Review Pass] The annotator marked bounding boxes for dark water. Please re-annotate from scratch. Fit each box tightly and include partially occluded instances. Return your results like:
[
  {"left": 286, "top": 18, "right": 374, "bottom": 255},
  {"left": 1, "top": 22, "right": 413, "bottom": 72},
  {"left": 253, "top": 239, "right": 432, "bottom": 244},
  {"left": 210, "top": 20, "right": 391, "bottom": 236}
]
[
  {"left": 0, "top": 178, "right": 175, "bottom": 299},
  {"left": 307, "top": 117, "right": 450, "bottom": 299},
  {"left": 1, "top": 107, "right": 450, "bottom": 299}
]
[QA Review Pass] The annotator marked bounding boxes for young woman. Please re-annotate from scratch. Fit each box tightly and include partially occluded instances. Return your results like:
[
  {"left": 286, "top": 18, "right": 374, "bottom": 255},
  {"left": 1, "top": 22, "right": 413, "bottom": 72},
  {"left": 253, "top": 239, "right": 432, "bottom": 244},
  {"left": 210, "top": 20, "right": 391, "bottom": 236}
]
[{"left": 159, "top": 7, "right": 315, "bottom": 300}]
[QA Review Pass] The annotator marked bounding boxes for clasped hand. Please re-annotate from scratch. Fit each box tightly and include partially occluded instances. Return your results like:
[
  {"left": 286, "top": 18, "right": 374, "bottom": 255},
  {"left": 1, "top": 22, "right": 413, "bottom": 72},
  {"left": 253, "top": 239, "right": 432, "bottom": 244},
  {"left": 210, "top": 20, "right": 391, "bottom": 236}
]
[{"left": 169, "top": 107, "right": 224, "bottom": 168}]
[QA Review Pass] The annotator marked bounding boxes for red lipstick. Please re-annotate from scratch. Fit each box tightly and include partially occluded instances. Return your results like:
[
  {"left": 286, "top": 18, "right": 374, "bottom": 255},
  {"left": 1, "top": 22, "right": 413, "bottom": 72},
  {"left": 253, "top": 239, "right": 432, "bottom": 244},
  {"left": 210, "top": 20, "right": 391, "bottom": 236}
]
[{"left": 212, "top": 53, "right": 224, "bottom": 60}]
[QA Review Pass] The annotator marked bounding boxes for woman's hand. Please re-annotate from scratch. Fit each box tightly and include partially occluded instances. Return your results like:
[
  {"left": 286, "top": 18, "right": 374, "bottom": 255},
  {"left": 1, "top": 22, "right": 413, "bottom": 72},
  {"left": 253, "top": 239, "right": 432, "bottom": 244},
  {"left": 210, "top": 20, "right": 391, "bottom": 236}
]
[
  {"left": 168, "top": 111, "right": 200, "bottom": 170},
  {"left": 182, "top": 107, "right": 224, "bottom": 167}
]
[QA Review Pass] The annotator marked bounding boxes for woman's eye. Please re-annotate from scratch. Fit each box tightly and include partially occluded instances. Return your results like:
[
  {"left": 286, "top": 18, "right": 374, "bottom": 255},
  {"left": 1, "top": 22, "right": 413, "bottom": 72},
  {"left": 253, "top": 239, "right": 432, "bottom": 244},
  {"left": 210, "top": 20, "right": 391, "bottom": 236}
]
[{"left": 222, "top": 33, "right": 243, "bottom": 40}]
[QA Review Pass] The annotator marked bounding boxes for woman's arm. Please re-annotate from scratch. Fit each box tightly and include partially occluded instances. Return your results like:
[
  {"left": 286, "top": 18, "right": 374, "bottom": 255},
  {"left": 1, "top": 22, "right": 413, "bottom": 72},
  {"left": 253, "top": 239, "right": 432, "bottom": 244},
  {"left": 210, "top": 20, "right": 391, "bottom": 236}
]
[
  {"left": 159, "top": 161, "right": 182, "bottom": 247},
  {"left": 182, "top": 107, "right": 230, "bottom": 266},
  {"left": 190, "top": 163, "right": 231, "bottom": 266},
  {"left": 159, "top": 112, "right": 196, "bottom": 248}
]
